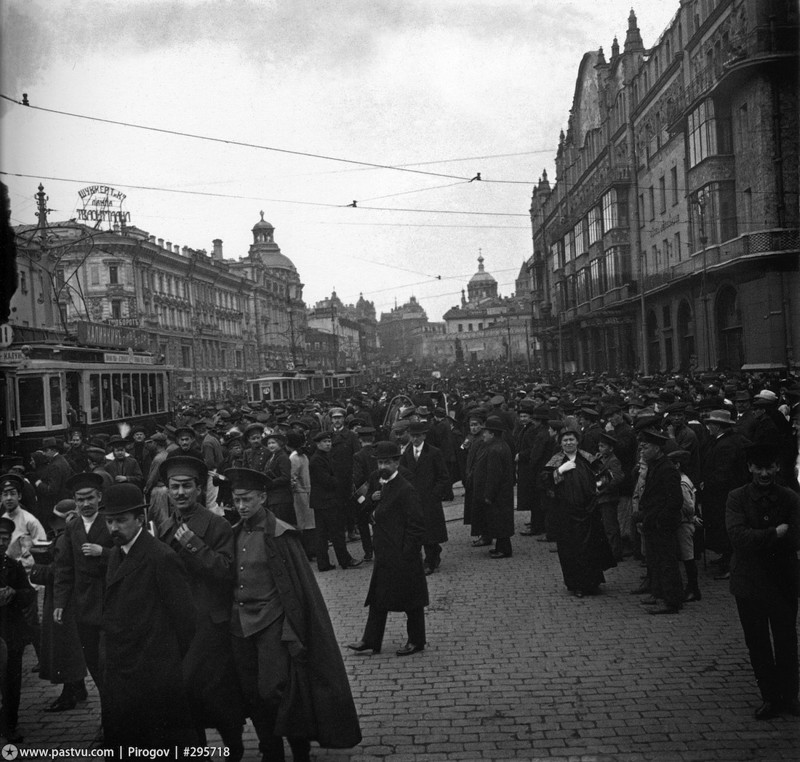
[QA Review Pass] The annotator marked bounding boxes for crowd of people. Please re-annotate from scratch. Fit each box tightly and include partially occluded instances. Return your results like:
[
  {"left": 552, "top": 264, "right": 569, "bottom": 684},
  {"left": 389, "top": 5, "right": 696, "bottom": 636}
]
[{"left": 0, "top": 364, "right": 798, "bottom": 755}]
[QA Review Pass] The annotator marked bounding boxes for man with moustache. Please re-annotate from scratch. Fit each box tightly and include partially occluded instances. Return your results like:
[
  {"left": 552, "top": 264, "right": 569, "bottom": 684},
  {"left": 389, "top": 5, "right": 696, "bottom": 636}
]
[
  {"left": 157, "top": 456, "right": 245, "bottom": 760},
  {"left": 346, "top": 441, "right": 428, "bottom": 656},
  {"left": 726, "top": 443, "right": 800, "bottom": 720},
  {"left": 100, "top": 483, "right": 198, "bottom": 752},
  {"left": 53, "top": 472, "right": 114, "bottom": 705},
  {"left": 225, "top": 467, "right": 361, "bottom": 761}
]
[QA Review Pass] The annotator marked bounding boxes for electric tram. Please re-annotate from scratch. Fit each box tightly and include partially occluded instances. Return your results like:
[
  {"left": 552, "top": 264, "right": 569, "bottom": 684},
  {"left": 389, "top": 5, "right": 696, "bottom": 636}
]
[
  {"left": 0, "top": 341, "right": 171, "bottom": 458},
  {"left": 246, "top": 370, "right": 365, "bottom": 405}
]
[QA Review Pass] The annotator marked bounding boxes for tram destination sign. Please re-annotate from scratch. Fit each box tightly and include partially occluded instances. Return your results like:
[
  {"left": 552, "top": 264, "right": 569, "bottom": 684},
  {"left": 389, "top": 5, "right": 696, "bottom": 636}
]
[
  {"left": 76, "top": 321, "right": 148, "bottom": 351},
  {"left": 103, "top": 352, "right": 154, "bottom": 365}
]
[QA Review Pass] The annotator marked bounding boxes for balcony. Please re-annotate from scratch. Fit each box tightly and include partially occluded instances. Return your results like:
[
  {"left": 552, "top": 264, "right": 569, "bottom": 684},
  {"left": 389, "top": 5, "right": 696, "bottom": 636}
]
[{"left": 641, "top": 228, "right": 799, "bottom": 293}]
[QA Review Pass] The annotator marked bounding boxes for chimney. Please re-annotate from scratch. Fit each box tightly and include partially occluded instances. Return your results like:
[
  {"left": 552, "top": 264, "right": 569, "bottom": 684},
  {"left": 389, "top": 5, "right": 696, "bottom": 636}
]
[
  {"left": 182, "top": 246, "right": 189, "bottom": 257},
  {"left": 165, "top": 241, "right": 172, "bottom": 251},
  {"left": 158, "top": 238, "right": 164, "bottom": 248},
  {"left": 174, "top": 245, "right": 180, "bottom": 254},
  {"left": 212, "top": 239, "right": 223, "bottom": 260}
]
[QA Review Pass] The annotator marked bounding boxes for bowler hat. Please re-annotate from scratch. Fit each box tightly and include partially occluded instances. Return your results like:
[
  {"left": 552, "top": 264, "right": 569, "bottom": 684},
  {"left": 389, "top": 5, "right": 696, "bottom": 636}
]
[
  {"left": 224, "top": 468, "right": 269, "bottom": 492},
  {"left": 100, "top": 483, "right": 147, "bottom": 516},
  {"left": 530, "top": 406, "right": 551, "bottom": 421},
  {"left": 408, "top": 421, "right": 429, "bottom": 435},
  {"left": 173, "top": 426, "right": 196, "bottom": 439},
  {"left": 0, "top": 516, "right": 16, "bottom": 535},
  {"left": 42, "top": 437, "right": 58, "bottom": 450},
  {"left": 638, "top": 428, "right": 669, "bottom": 446},
  {"left": 66, "top": 472, "right": 104, "bottom": 494},
  {"left": 374, "top": 441, "right": 401, "bottom": 459}
]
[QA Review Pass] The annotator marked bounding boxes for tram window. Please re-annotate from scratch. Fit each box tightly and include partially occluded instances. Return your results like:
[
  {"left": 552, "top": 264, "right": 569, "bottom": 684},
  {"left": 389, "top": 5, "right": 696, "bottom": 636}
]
[
  {"left": 261, "top": 384, "right": 272, "bottom": 401},
  {"left": 49, "top": 375, "right": 63, "bottom": 427},
  {"left": 101, "top": 374, "right": 112, "bottom": 421},
  {"left": 18, "top": 377, "right": 46, "bottom": 428},
  {"left": 66, "top": 372, "right": 81, "bottom": 426},
  {"left": 90, "top": 374, "right": 100, "bottom": 422},
  {"left": 251, "top": 383, "right": 261, "bottom": 402},
  {"left": 111, "top": 374, "right": 122, "bottom": 418},
  {"left": 156, "top": 374, "right": 165, "bottom": 410},
  {"left": 132, "top": 374, "right": 142, "bottom": 415},
  {"left": 147, "top": 375, "right": 156, "bottom": 413},
  {"left": 122, "top": 374, "right": 135, "bottom": 416}
]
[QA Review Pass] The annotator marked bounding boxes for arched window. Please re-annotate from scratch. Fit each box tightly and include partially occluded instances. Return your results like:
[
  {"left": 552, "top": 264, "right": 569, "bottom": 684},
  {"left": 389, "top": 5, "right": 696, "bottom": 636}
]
[
  {"left": 715, "top": 285, "right": 743, "bottom": 369},
  {"left": 677, "top": 300, "right": 695, "bottom": 371}
]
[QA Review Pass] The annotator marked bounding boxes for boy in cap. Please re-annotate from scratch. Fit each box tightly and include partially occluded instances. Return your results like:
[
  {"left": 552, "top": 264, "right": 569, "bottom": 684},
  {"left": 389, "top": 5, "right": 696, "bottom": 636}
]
[
  {"left": 225, "top": 468, "right": 362, "bottom": 760},
  {"left": 726, "top": 443, "right": 800, "bottom": 720}
]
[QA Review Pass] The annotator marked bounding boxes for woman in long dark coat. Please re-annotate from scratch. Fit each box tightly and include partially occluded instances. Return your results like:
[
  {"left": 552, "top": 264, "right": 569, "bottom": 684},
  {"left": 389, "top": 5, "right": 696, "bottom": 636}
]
[
  {"left": 264, "top": 432, "right": 296, "bottom": 526},
  {"left": 545, "top": 429, "right": 616, "bottom": 596}
]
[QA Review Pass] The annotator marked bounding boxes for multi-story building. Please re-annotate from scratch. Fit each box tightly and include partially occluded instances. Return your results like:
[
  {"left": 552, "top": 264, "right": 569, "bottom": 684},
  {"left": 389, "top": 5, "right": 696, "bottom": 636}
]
[
  {"left": 529, "top": 0, "right": 798, "bottom": 375},
  {"left": 377, "top": 295, "right": 429, "bottom": 362},
  {"left": 305, "top": 291, "right": 377, "bottom": 369},
  {"left": 9, "top": 191, "right": 307, "bottom": 397}
]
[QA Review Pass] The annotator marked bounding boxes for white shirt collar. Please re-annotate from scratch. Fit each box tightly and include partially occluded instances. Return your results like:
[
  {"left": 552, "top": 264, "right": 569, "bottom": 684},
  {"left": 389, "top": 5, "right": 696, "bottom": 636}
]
[
  {"left": 379, "top": 471, "right": 399, "bottom": 485},
  {"left": 121, "top": 527, "right": 143, "bottom": 555}
]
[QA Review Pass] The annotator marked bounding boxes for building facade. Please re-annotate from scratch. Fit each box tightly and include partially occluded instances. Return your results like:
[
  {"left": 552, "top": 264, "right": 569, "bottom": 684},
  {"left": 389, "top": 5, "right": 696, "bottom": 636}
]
[
  {"left": 306, "top": 291, "right": 377, "bottom": 370},
  {"left": 9, "top": 193, "right": 307, "bottom": 398},
  {"left": 529, "top": 0, "right": 798, "bottom": 375},
  {"left": 377, "top": 295, "right": 429, "bottom": 362}
]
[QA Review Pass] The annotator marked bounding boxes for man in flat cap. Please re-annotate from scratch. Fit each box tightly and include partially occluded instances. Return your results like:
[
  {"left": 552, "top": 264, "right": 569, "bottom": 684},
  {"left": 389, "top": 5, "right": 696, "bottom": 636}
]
[
  {"left": 53, "top": 471, "right": 114, "bottom": 705},
  {"left": 225, "top": 467, "right": 362, "bottom": 761},
  {"left": 100, "top": 483, "right": 198, "bottom": 751},
  {"left": 726, "top": 443, "right": 800, "bottom": 720},
  {"left": 157, "top": 456, "right": 245, "bottom": 759},
  {"left": 0, "top": 513, "right": 36, "bottom": 742},
  {"left": 347, "top": 441, "right": 429, "bottom": 656},
  {"left": 634, "top": 429, "right": 684, "bottom": 615}
]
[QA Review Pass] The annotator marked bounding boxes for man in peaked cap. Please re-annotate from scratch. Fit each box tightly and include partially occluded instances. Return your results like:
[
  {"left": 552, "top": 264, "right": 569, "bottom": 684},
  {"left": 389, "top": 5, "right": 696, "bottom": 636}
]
[
  {"left": 100, "top": 483, "right": 198, "bottom": 750},
  {"left": 726, "top": 443, "right": 800, "bottom": 720},
  {"left": 53, "top": 471, "right": 114, "bottom": 706},
  {"left": 105, "top": 436, "right": 143, "bottom": 489},
  {"left": 224, "top": 467, "right": 362, "bottom": 760},
  {"left": 157, "top": 456, "right": 245, "bottom": 759}
]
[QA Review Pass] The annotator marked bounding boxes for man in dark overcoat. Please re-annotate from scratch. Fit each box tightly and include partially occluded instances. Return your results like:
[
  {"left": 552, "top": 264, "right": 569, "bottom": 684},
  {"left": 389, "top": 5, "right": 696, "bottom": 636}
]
[
  {"left": 100, "top": 483, "right": 198, "bottom": 752},
  {"left": 347, "top": 441, "right": 429, "bottom": 656},
  {"left": 635, "top": 428, "right": 684, "bottom": 615},
  {"left": 225, "top": 467, "right": 362, "bottom": 761},
  {"left": 53, "top": 472, "right": 114, "bottom": 703},
  {"left": 471, "top": 416, "right": 515, "bottom": 558},
  {"left": 105, "top": 435, "right": 144, "bottom": 489},
  {"left": 699, "top": 410, "right": 751, "bottom": 577},
  {"left": 726, "top": 443, "right": 800, "bottom": 720},
  {"left": 327, "top": 407, "right": 362, "bottom": 540},
  {"left": 518, "top": 406, "right": 552, "bottom": 537},
  {"left": 157, "top": 456, "right": 245, "bottom": 760},
  {"left": 399, "top": 421, "right": 449, "bottom": 575}
]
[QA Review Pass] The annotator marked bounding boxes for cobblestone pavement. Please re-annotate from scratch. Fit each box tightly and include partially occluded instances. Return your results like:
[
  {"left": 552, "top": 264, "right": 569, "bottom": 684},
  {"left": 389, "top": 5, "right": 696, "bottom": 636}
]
[{"left": 7, "top": 487, "right": 799, "bottom": 761}]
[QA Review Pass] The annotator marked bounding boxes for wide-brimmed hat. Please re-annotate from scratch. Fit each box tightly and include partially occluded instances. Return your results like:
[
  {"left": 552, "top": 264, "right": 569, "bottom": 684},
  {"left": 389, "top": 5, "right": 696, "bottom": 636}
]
[
  {"left": 705, "top": 409, "right": 735, "bottom": 426},
  {"left": 483, "top": 416, "right": 506, "bottom": 433},
  {"left": 100, "top": 483, "right": 148, "bottom": 516}
]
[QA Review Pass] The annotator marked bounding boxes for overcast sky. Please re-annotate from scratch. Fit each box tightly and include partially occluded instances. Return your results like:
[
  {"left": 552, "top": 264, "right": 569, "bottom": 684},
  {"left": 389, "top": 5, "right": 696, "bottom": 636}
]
[{"left": 1, "top": 0, "right": 678, "bottom": 322}]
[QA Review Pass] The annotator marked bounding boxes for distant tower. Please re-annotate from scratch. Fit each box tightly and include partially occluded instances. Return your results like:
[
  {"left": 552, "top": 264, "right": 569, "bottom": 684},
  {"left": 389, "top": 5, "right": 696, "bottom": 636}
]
[{"left": 467, "top": 252, "right": 498, "bottom": 302}]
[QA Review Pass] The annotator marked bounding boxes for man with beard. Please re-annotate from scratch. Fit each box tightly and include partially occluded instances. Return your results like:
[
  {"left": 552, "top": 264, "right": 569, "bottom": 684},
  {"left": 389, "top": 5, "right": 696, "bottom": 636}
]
[
  {"left": 399, "top": 421, "right": 449, "bottom": 575},
  {"left": 347, "top": 441, "right": 428, "bottom": 656},
  {"left": 100, "top": 483, "right": 198, "bottom": 752},
  {"left": 157, "top": 456, "right": 245, "bottom": 760},
  {"left": 226, "top": 467, "right": 362, "bottom": 761},
  {"left": 53, "top": 472, "right": 114, "bottom": 708},
  {"left": 726, "top": 443, "right": 800, "bottom": 720},
  {"left": 105, "top": 436, "right": 143, "bottom": 489}
]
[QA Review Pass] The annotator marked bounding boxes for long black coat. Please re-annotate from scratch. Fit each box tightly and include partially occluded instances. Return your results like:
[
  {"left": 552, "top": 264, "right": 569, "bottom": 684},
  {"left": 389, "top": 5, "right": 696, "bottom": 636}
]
[
  {"left": 364, "top": 472, "right": 429, "bottom": 612},
  {"left": 517, "top": 423, "right": 551, "bottom": 514},
  {"left": 399, "top": 442, "right": 449, "bottom": 545},
  {"left": 159, "top": 506, "right": 245, "bottom": 729},
  {"left": 638, "top": 454, "right": 683, "bottom": 535},
  {"left": 265, "top": 449, "right": 296, "bottom": 525},
  {"left": 54, "top": 514, "right": 113, "bottom": 627},
  {"left": 471, "top": 436, "right": 515, "bottom": 540},
  {"left": 102, "top": 530, "right": 198, "bottom": 749}
]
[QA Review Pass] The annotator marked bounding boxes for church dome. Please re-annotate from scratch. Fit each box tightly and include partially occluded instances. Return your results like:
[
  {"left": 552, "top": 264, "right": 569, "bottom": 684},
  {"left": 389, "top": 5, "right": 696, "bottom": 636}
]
[
  {"left": 469, "top": 255, "right": 496, "bottom": 285},
  {"left": 467, "top": 253, "right": 498, "bottom": 302},
  {"left": 249, "top": 211, "right": 297, "bottom": 272}
]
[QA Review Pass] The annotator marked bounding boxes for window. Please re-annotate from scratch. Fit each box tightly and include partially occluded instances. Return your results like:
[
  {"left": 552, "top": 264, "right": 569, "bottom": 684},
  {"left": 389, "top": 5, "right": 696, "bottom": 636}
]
[
  {"left": 468, "top": 324, "right": 473, "bottom": 332},
  {"left": 588, "top": 207, "right": 601, "bottom": 245},
  {"left": 671, "top": 166, "right": 679, "bottom": 205},
  {"left": 604, "top": 247, "right": 631, "bottom": 289},
  {"left": 674, "top": 231, "right": 682, "bottom": 262},
  {"left": 182, "top": 346, "right": 192, "bottom": 367},
  {"left": 742, "top": 188, "right": 752, "bottom": 232},
  {"left": 90, "top": 266, "right": 99, "bottom": 286},
  {"left": 20, "top": 271, "right": 27, "bottom": 294},
  {"left": 551, "top": 240, "right": 565, "bottom": 270},
  {"left": 688, "top": 100, "right": 717, "bottom": 167},
  {"left": 574, "top": 220, "right": 587, "bottom": 258},
  {"left": 111, "top": 300, "right": 122, "bottom": 319},
  {"left": 18, "top": 377, "right": 46, "bottom": 428},
  {"left": 663, "top": 238, "right": 671, "bottom": 265},
  {"left": 590, "top": 259, "right": 605, "bottom": 297},
  {"left": 602, "top": 189, "right": 619, "bottom": 231},
  {"left": 638, "top": 194, "right": 645, "bottom": 228},
  {"left": 736, "top": 103, "right": 749, "bottom": 150},
  {"left": 109, "top": 265, "right": 118, "bottom": 285},
  {"left": 566, "top": 229, "right": 576, "bottom": 261},
  {"left": 458, "top": 324, "right": 463, "bottom": 333},
  {"left": 649, "top": 186, "right": 655, "bottom": 220},
  {"left": 659, "top": 176, "right": 666, "bottom": 213},
  {"left": 691, "top": 182, "right": 737, "bottom": 247}
]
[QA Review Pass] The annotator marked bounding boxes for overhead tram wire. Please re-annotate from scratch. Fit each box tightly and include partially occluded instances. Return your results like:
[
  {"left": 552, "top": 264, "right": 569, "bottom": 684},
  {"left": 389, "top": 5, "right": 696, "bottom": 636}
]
[{"left": 1, "top": 93, "right": 545, "bottom": 185}]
